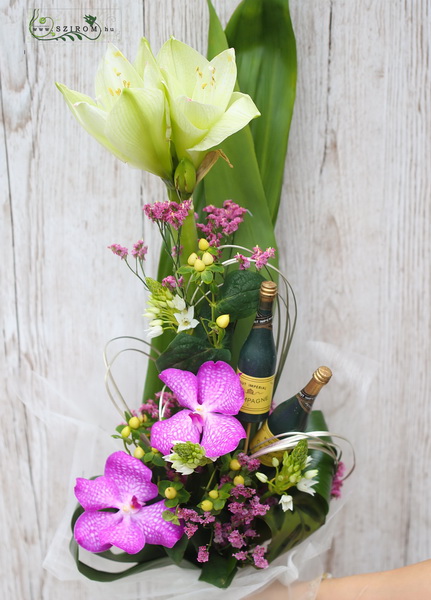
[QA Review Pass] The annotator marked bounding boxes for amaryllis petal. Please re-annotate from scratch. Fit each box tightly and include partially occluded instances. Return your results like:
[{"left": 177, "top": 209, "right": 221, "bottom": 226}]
[
  {"left": 95, "top": 43, "right": 145, "bottom": 111},
  {"left": 74, "top": 476, "right": 120, "bottom": 511},
  {"left": 104, "top": 451, "right": 158, "bottom": 504},
  {"left": 190, "top": 92, "right": 260, "bottom": 152},
  {"left": 197, "top": 361, "right": 244, "bottom": 415},
  {"left": 106, "top": 87, "right": 172, "bottom": 178},
  {"left": 98, "top": 514, "right": 146, "bottom": 554},
  {"left": 134, "top": 500, "right": 183, "bottom": 548},
  {"left": 150, "top": 409, "right": 200, "bottom": 455},
  {"left": 74, "top": 510, "right": 121, "bottom": 553},
  {"left": 159, "top": 368, "right": 198, "bottom": 410},
  {"left": 200, "top": 412, "right": 246, "bottom": 458},
  {"left": 157, "top": 38, "right": 208, "bottom": 99}
]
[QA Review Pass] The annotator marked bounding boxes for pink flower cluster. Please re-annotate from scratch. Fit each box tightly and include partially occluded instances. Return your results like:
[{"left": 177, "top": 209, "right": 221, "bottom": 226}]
[
  {"left": 212, "top": 485, "right": 270, "bottom": 569},
  {"left": 235, "top": 246, "right": 276, "bottom": 271},
  {"left": 236, "top": 452, "right": 261, "bottom": 472},
  {"left": 176, "top": 507, "right": 216, "bottom": 542},
  {"left": 131, "top": 240, "right": 148, "bottom": 260},
  {"left": 331, "top": 461, "right": 345, "bottom": 499},
  {"left": 143, "top": 199, "right": 192, "bottom": 230},
  {"left": 108, "top": 244, "right": 128, "bottom": 259},
  {"left": 252, "top": 245, "right": 276, "bottom": 269},
  {"left": 138, "top": 390, "right": 179, "bottom": 421},
  {"left": 162, "top": 275, "right": 184, "bottom": 290},
  {"left": 233, "top": 545, "right": 268, "bottom": 569},
  {"left": 197, "top": 200, "right": 247, "bottom": 246}
]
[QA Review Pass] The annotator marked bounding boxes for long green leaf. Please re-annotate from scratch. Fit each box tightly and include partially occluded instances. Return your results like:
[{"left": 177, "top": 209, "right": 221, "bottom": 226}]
[{"left": 225, "top": 0, "right": 297, "bottom": 223}]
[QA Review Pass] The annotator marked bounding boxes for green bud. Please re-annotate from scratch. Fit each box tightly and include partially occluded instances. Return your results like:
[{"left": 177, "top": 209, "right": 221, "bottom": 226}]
[{"left": 174, "top": 158, "right": 197, "bottom": 199}]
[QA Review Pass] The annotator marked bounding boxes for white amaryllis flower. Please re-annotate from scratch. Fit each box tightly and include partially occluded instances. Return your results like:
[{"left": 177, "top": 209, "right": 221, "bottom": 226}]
[
  {"left": 56, "top": 40, "right": 173, "bottom": 179},
  {"left": 57, "top": 37, "right": 260, "bottom": 182},
  {"left": 297, "top": 477, "right": 318, "bottom": 496},
  {"left": 174, "top": 306, "right": 199, "bottom": 333},
  {"left": 156, "top": 37, "right": 260, "bottom": 167},
  {"left": 279, "top": 494, "right": 293, "bottom": 512}
]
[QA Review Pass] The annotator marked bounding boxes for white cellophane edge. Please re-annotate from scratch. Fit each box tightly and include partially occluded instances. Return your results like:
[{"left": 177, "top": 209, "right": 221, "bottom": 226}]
[{"left": 15, "top": 338, "right": 375, "bottom": 599}]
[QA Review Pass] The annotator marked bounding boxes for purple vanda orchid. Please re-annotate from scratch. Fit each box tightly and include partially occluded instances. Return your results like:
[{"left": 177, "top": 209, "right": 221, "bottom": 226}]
[
  {"left": 150, "top": 361, "right": 246, "bottom": 458},
  {"left": 73, "top": 451, "right": 183, "bottom": 554}
]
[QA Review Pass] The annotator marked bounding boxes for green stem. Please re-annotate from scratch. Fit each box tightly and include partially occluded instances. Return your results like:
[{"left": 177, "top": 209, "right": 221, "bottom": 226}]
[{"left": 167, "top": 188, "right": 198, "bottom": 267}]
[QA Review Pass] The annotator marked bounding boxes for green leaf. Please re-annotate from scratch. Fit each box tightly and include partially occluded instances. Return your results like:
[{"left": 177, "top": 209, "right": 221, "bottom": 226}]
[
  {"left": 155, "top": 332, "right": 231, "bottom": 373},
  {"left": 264, "top": 491, "right": 327, "bottom": 563},
  {"left": 225, "top": 0, "right": 297, "bottom": 223},
  {"left": 164, "top": 534, "right": 189, "bottom": 565},
  {"left": 198, "top": 551, "right": 238, "bottom": 588},
  {"left": 305, "top": 410, "right": 337, "bottom": 508},
  {"left": 215, "top": 270, "right": 264, "bottom": 320}
]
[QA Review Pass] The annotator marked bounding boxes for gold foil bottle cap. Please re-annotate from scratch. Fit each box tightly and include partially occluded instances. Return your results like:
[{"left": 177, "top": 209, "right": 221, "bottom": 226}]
[
  {"left": 260, "top": 280, "right": 277, "bottom": 299},
  {"left": 313, "top": 366, "right": 332, "bottom": 384}
]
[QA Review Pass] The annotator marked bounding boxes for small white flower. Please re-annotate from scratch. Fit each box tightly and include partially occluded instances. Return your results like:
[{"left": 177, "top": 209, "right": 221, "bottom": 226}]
[
  {"left": 297, "top": 477, "right": 318, "bottom": 496},
  {"left": 174, "top": 306, "right": 199, "bottom": 332},
  {"left": 303, "top": 469, "right": 318, "bottom": 480},
  {"left": 255, "top": 472, "right": 268, "bottom": 483},
  {"left": 145, "top": 324, "right": 163, "bottom": 339},
  {"left": 279, "top": 494, "right": 293, "bottom": 512},
  {"left": 163, "top": 453, "right": 195, "bottom": 475},
  {"left": 172, "top": 295, "right": 186, "bottom": 311}
]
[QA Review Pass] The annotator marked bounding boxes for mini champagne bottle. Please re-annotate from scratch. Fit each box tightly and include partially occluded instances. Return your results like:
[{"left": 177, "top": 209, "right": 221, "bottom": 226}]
[
  {"left": 237, "top": 281, "right": 277, "bottom": 427},
  {"left": 250, "top": 366, "right": 332, "bottom": 465}
]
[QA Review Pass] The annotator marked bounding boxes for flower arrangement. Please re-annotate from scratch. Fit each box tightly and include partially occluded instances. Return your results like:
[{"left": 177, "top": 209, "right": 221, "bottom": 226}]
[{"left": 57, "top": 0, "right": 353, "bottom": 592}]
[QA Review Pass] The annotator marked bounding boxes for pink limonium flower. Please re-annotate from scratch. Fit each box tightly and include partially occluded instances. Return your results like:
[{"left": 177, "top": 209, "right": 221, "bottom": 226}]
[
  {"left": 143, "top": 199, "right": 192, "bottom": 230},
  {"left": 150, "top": 361, "right": 246, "bottom": 459},
  {"left": 196, "top": 200, "right": 247, "bottom": 247},
  {"left": 131, "top": 240, "right": 148, "bottom": 260},
  {"left": 73, "top": 451, "right": 183, "bottom": 554},
  {"left": 234, "top": 253, "right": 251, "bottom": 270},
  {"left": 331, "top": 461, "right": 345, "bottom": 499},
  {"left": 251, "top": 245, "right": 276, "bottom": 270},
  {"left": 108, "top": 244, "right": 129, "bottom": 259}
]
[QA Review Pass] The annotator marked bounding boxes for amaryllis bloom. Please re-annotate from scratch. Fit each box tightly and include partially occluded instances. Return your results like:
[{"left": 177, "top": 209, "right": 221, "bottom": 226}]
[
  {"left": 56, "top": 41, "right": 173, "bottom": 179},
  {"left": 157, "top": 38, "right": 260, "bottom": 168},
  {"left": 151, "top": 361, "right": 246, "bottom": 458},
  {"left": 73, "top": 451, "right": 183, "bottom": 554}
]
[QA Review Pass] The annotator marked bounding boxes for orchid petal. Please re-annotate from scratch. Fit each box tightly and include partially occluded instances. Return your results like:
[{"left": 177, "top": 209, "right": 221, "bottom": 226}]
[
  {"left": 106, "top": 87, "right": 172, "bottom": 178},
  {"left": 104, "top": 452, "right": 158, "bottom": 504},
  {"left": 150, "top": 410, "right": 200, "bottom": 455},
  {"left": 95, "top": 43, "right": 144, "bottom": 111},
  {"left": 200, "top": 412, "right": 246, "bottom": 458},
  {"left": 74, "top": 475, "right": 120, "bottom": 510},
  {"left": 190, "top": 92, "right": 260, "bottom": 152},
  {"left": 134, "top": 500, "right": 183, "bottom": 548},
  {"left": 98, "top": 514, "right": 146, "bottom": 554},
  {"left": 74, "top": 510, "right": 121, "bottom": 553},
  {"left": 159, "top": 368, "right": 198, "bottom": 410},
  {"left": 197, "top": 361, "right": 244, "bottom": 415}
]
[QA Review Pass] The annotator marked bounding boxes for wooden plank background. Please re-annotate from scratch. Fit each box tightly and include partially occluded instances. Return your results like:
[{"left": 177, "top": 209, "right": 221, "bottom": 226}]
[{"left": 1, "top": 0, "right": 430, "bottom": 598}]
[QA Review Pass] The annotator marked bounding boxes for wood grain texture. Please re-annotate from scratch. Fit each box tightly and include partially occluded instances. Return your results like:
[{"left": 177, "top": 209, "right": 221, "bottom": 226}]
[{"left": 1, "top": 0, "right": 430, "bottom": 598}]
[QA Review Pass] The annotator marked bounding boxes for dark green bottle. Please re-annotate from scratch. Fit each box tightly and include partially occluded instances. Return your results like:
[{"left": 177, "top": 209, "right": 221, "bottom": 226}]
[
  {"left": 250, "top": 366, "right": 332, "bottom": 465},
  {"left": 237, "top": 280, "right": 277, "bottom": 424}
]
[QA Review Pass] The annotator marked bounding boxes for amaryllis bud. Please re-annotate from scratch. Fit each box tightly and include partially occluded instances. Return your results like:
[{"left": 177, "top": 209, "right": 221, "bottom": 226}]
[{"left": 174, "top": 158, "right": 197, "bottom": 199}]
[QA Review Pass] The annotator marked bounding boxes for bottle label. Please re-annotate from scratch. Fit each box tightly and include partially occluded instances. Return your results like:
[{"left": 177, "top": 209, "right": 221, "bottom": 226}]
[
  {"left": 253, "top": 310, "right": 273, "bottom": 330},
  {"left": 297, "top": 390, "right": 316, "bottom": 413},
  {"left": 250, "top": 421, "right": 281, "bottom": 467},
  {"left": 237, "top": 371, "right": 275, "bottom": 415}
]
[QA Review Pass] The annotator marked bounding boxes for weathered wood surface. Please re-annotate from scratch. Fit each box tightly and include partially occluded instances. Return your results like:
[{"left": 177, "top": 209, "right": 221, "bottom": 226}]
[{"left": 1, "top": 0, "right": 430, "bottom": 598}]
